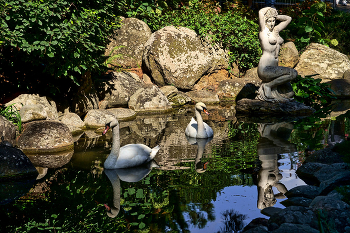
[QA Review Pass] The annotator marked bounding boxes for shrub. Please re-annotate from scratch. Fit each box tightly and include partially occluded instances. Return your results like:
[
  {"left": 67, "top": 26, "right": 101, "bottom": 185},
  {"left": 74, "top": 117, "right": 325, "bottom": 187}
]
[
  {"left": 142, "top": 0, "right": 261, "bottom": 72},
  {"left": 0, "top": 0, "right": 124, "bottom": 92}
]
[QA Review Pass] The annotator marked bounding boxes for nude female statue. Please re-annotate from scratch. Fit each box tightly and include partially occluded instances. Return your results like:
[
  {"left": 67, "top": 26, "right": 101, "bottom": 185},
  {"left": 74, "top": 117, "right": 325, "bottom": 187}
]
[{"left": 256, "top": 7, "right": 298, "bottom": 102}]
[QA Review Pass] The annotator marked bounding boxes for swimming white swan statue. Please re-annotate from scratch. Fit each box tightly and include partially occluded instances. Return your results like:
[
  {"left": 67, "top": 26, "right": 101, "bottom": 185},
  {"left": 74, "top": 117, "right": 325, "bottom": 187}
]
[
  {"left": 104, "top": 161, "right": 158, "bottom": 218},
  {"left": 185, "top": 102, "right": 214, "bottom": 138},
  {"left": 103, "top": 117, "right": 160, "bottom": 169}
]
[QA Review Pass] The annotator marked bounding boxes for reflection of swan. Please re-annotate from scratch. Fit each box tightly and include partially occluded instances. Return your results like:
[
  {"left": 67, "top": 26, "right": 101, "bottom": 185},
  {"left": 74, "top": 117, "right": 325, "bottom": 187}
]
[
  {"left": 103, "top": 117, "right": 160, "bottom": 169},
  {"left": 104, "top": 161, "right": 158, "bottom": 218},
  {"left": 185, "top": 102, "right": 214, "bottom": 138},
  {"left": 186, "top": 136, "right": 212, "bottom": 173}
]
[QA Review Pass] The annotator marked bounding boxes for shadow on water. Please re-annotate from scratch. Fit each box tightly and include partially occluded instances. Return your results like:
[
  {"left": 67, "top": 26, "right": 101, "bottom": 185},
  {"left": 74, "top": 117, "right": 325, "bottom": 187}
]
[{"left": 1, "top": 102, "right": 350, "bottom": 232}]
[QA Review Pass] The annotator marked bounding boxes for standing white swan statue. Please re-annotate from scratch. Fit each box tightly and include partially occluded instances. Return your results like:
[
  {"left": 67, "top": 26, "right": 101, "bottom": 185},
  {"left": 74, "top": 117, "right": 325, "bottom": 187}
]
[
  {"left": 103, "top": 117, "right": 160, "bottom": 169},
  {"left": 185, "top": 102, "right": 214, "bottom": 138}
]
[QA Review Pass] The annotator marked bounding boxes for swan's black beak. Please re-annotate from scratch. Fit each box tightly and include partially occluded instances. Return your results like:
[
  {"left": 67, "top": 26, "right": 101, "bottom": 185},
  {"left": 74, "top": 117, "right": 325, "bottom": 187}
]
[
  {"left": 102, "top": 123, "right": 111, "bottom": 136},
  {"left": 203, "top": 108, "right": 210, "bottom": 115}
]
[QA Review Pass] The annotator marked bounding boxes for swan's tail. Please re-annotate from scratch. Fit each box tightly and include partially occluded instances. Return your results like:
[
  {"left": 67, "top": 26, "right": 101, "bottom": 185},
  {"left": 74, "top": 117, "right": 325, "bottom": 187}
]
[{"left": 150, "top": 145, "right": 160, "bottom": 159}]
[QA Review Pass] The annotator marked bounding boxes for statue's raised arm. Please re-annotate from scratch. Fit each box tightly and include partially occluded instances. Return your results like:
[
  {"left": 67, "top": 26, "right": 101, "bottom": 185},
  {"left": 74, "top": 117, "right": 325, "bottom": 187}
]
[{"left": 256, "top": 7, "right": 297, "bottom": 102}]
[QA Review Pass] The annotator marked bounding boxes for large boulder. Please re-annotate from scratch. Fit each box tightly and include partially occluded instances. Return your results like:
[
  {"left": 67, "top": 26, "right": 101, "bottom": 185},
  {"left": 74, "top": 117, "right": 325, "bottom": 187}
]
[
  {"left": 278, "top": 42, "right": 299, "bottom": 68},
  {"left": 295, "top": 43, "right": 350, "bottom": 82},
  {"left": 105, "top": 17, "right": 152, "bottom": 69},
  {"left": 0, "top": 116, "right": 17, "bottom": 146},
  {"left": 327, "top": 70, "right": 350, "bottom": 98},
  {"left": 128, "top": 84, "right": 172, "bottom": 113},
  {"left": 98, "top": 71, "right": 144, "bottom": 109},
  {"left": 19, "top": 104, "right": 48, "bottom": 123},
  {"left": 5, "top": 94, "right": 58, "bottom": 120},
  {"left": 142, "top": 26, "right": 229, "bottom": 89},
  {"left": 0, "top": 144, "right": 38, "bottom": 180},
  {"left": 186, "top": 90, "right": 219, "bottom": 104},
  {"left": 217, "top": 77, "right": 261, "bottom": 101},
  {"left": 17, "top": 120, "right": 74, "bottom": 153},
  {"left": 193, "top": 69, "right": 231, "bottom": 91},
  {"left": 84, "top": 109, "right": 117, "bottom": 128},
  {"left": 26, "top": 150, "right": 74, "bottom": 169},
  {"left": 59, "top": 112, "right": 85, "bottom": 134}
]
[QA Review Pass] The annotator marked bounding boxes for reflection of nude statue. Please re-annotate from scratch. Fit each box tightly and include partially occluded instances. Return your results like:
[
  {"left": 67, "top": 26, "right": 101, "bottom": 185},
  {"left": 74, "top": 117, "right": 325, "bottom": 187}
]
[{"left": 256, "top": 7, "right": 298, "bottom": 102}]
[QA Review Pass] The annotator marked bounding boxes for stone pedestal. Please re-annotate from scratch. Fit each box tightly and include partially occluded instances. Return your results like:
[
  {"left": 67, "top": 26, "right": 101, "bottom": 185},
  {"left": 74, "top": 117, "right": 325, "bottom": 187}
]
[{"left": 236, "top": 98, "right": 315, "bottom": 116}]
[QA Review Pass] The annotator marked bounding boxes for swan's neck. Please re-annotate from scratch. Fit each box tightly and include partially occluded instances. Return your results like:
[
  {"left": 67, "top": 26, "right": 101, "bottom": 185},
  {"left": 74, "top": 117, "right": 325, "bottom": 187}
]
[
  {"left": 104, "top": 125, "right": 120, "bottom": 169},
  {"left": 104, "top": 170, "right": 120, "bottom": 218},
  {"left": 195, "top": 110, "right": 207, "bottom": 138}
]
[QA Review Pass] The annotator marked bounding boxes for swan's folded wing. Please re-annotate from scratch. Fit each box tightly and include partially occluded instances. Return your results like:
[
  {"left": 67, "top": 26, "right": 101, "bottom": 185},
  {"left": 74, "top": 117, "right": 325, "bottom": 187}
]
[
  {"left": 117, "top": 144, "right": 152, "bottom": 168},
  {"left": 185, "top": 117, "right": 198, "bottom": 137}
]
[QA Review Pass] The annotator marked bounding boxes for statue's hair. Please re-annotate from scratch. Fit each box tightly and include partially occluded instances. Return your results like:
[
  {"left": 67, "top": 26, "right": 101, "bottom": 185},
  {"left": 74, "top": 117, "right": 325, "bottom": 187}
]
[{"left": 264, "top": 8, "right": 278, "bottom": 20}]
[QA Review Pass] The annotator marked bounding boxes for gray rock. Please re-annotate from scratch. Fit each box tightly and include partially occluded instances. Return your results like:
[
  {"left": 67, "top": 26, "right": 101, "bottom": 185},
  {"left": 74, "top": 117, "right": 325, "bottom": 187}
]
[
  {"left": 0, "top": 116, "right": 17, "bottom": 146},
  {"left": 268, "top": 206, "right": 318, "bottom": 230},
  {"left": 272, "top": 223, "right": 319, "bottom": 233},
  {"left": 243, "top": 226, "right": 269, "bottom": 233},
  {"left": 281, "top": 197, "right": 313, "bottom": 207},
  {"left": 278, "top": 42, "right": 299, "bottom": 68},
  {"left": 6, "top": 94, "right": 58, "bottom": 120},
  {"left": 186, "top": 90, "right": 219, "bottom": 104},
  {"left": 328, "top": 78, "right": 350, "bottom": 98},
  {"left": 128, "top": 84, "right": 172, "bottom": 113},
  {"left": 303, "top": 147, "right": 344, "bottom": 164},
  {"left": 142, "top": 26, "right": 228, "bottom": 89},
  {"left": 310, "top": 195, "right": 350, "bottom": 211},
  {"left": 261, "top": 207, "right": 283, "bottom": 217},
  {"left": 0, "top": 144, "right": 38, "bottom": 180},
  {"left": 296, "top": 162, "right": 326, "bottom": 185},
  {"left": 314, "top": 163, "right": 350, "bottom": 183},
  {"left": 160, "top": 85, "right": 178, "bottom": 97},
  {"left": 236, "top": 99, "right": 315, "bottom": 116},
  {"left": 20, "top": 104, "right": 48, "bottom": 123},
  {"left": 217, "top": 78, "right": 260, "bottom": 101},
  {"left": 319, "top": 170, "right": 350, "bottom": 195},
  {"left": 168, "top": 91, "right": 192, "bottom": 106},
  {"left": 104, "top": 17, "right": 152, "bottom": 69},
  {"left": 59, "top": 112, "right": 85, "bottom": 134},
  {"left": 285, "top": 185, "right": 320, "bottom": 199},
  {"left": 84, "top": 109, "right": 116, "bottom": 128},
  {"left": 107, "top": 108, "right": 137, "bottom": 121},
  {"left": 295, "top": 43, "right": 350, "bottom": 82},
  {"left": 71, "top": 91, "right": 99, "bottom": 117},
  {"left": 17, "top": 120, "right": 74, "bottom": 153},
  {"left": 98, "top": 71, "right": 144, "bottom": 109}
]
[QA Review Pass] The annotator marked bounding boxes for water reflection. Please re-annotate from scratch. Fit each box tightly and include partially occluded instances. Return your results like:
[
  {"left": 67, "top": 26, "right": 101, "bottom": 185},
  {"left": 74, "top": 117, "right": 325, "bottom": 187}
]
[
  {"left": 257, "top": 122, "right": 295, "bottom": 209},
  {"left": 186, "top": 137, "right": 212, "bottom": 173},
  {"left": 104, "top": 161, "right": 158, "bottom": 218}
]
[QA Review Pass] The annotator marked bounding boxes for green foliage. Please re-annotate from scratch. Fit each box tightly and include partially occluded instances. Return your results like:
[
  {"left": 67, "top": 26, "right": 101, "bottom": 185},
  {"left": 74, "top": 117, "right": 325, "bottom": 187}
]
[
  {"left": 332, "top": 140, "right": 350, "bottom": 164},
  {"left": 280, "top": 0, "right": 337, "bottom": 50},
  {"left": 0, "top": 0, "right": 123, "bottom": 86},
  {"left": 291, "top": 75, "right": 336, "bottom": 109},
  {"left": 140, "top": 0, "right": 261, "bottom": 72},
  {"left": 0, "top": 103, "right": 22, "bottom": 131}
]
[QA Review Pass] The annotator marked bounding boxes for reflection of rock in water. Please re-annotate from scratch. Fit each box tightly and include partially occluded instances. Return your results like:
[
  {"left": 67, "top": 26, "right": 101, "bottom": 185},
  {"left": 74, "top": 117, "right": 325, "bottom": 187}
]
[
  {"left": 0, "top": 179, "right": 36, "bottom": 205},
  {"left": 26, "top": 150, "right": 74, "bottom": 169},
  {"left": 257, "top": 122, "right": 295, "bottom": 209}
]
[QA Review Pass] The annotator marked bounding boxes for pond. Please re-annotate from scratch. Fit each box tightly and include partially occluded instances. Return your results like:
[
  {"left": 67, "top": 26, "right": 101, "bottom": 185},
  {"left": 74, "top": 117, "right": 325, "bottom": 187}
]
[{"left": 1, "top": 101, "right": 350, "bottom": 233}]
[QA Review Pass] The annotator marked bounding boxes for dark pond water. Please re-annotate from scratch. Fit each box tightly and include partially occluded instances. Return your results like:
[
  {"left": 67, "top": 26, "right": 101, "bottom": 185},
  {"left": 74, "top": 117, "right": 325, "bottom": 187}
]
[{"left": 1, "top": 102, "right": 350, "bottom": 232}]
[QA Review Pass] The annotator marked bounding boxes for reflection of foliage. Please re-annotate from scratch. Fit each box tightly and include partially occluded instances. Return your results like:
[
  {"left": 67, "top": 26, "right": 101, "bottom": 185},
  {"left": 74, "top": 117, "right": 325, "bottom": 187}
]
[
  {"left": 211, "top": 121, "right": 259, "bottom": 174},
  {"left": 290, "top": 115, "right": 330, "bottom": 155},
  {"left": 0, "top": 169, "right": 127, "bottom": 233},
  {"left": 217, "top": 209, "right": 247, "bottom": 233}
]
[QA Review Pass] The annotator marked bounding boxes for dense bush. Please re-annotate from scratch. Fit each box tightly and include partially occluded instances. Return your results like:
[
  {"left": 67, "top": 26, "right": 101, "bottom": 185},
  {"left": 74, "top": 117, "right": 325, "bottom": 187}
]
[
  {"left": 0, "top": 0, "right": 124, "bottom": 99},
  {"left": 280, "top": 0, "right": 350, "bottom": 54},
  {"left": 133, "top": 0, "right": 261, "bottom": 72}
]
